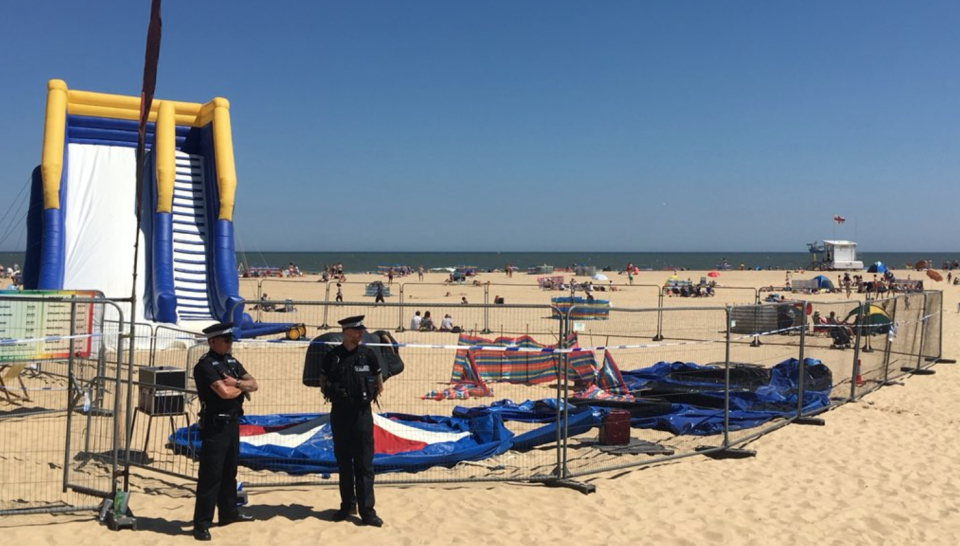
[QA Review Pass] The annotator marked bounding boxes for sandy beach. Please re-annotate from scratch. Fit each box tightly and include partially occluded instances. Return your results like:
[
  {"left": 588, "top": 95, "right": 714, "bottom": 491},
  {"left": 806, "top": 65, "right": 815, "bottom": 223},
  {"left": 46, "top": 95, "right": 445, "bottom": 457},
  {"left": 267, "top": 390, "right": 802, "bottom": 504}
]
[{"left": 2, "top": 269, "right": 958, "bottom": 545}]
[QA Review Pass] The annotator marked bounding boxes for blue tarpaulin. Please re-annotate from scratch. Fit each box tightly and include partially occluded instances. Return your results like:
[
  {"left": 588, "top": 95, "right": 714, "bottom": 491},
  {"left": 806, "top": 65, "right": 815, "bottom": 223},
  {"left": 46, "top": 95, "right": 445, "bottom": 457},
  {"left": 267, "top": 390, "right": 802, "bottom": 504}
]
[{"left": 171, "top": 358, "right": 833, "bottom": 473}]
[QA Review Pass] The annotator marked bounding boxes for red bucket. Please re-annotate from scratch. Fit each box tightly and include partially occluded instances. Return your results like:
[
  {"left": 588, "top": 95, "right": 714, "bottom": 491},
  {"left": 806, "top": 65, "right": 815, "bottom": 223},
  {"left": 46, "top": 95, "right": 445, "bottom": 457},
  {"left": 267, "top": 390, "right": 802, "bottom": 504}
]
[{"left": 599, "top": 409, "right": 631, "bottom": 446}]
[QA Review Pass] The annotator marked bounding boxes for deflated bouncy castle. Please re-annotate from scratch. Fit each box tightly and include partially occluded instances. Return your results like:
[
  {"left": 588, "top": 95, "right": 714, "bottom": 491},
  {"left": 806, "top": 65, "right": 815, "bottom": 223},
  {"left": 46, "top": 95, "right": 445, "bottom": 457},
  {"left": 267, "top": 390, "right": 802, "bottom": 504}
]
[{"left": 22, "top": 80, "right": 286, "bottom": 336}]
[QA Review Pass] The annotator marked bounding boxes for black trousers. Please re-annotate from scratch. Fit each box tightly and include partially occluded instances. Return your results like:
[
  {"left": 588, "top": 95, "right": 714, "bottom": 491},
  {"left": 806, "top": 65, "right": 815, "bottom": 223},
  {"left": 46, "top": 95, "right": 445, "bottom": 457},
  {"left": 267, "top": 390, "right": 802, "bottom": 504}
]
[
  {"left": 193, "top": 419, "right": 240, "bottom": 529},
  {"left": 331, "top": 402, "right": 376, "bottom": 516}
]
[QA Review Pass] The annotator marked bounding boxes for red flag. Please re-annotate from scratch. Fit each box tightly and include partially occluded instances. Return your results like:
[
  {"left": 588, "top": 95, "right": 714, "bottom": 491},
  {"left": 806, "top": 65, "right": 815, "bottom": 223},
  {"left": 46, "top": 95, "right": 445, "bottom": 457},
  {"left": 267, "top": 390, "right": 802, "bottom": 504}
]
[
  {"left": 833, "top": 215, "right": 846, "bottom": 225},
  {"left": 135, "top": 0, "right": 162, "bottom": 215},
  {"left": 130, "top": 0, "right": 162, "bottom": 304}
]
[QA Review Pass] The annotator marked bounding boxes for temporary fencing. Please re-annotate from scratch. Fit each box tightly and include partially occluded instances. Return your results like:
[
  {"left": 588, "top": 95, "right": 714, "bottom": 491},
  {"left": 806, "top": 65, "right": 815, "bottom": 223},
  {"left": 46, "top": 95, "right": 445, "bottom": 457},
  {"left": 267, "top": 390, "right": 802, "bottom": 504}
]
[
  {"left": 0, "top": 295, "right": 128, "bottom": 515},
  {"left": 0, "top": 290, "right": 946, "bottom": 516},
  {"left": 919, "top": 291, "right": 944, "bottom": 368}
]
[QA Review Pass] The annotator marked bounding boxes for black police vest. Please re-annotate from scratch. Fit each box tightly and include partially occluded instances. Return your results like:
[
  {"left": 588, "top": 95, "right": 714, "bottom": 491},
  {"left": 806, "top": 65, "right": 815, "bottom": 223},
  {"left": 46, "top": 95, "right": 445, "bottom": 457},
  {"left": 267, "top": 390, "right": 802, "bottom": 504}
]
[
  {"left": 325, "top": 347, "right": 378, "bottom": 404},
  {"left": 195, "top": 352, "right": 245, "bottom": 416}
]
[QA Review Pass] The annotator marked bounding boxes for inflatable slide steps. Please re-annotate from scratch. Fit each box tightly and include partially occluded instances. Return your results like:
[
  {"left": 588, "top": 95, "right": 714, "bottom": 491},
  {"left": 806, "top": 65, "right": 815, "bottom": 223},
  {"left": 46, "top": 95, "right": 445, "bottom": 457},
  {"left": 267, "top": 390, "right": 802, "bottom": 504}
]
[{"left": 170, "top": 152, "right": 214, "bottom": 321}]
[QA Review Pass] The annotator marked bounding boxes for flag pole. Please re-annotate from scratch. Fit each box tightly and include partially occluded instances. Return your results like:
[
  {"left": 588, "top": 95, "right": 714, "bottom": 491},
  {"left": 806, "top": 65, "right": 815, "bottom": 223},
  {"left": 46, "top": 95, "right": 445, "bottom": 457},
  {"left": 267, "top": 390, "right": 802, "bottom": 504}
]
[{"left": 124, "top": 0, "right": 162, "bottom": 495}]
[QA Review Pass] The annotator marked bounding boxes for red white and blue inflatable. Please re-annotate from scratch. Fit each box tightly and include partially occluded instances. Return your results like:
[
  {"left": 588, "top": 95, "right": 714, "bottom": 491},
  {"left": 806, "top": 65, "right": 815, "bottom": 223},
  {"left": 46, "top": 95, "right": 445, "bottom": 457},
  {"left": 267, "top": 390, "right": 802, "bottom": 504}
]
[{"left": 172, "top": 411, "right": 514, "bottom": 474}]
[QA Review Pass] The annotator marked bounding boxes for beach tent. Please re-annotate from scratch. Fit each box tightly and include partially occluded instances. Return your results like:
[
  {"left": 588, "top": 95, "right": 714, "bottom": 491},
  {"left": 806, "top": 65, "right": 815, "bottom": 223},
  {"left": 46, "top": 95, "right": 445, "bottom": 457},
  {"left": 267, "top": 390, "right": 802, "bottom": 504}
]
[
  {"left": 812, "top": 275, "right": 835, "bottom": 290},
  {"left": 867, "top": 262, "right": 888, "bottom": 273},
  {"left": 845, "top": 303, "right": 892, "bottom": 334}
]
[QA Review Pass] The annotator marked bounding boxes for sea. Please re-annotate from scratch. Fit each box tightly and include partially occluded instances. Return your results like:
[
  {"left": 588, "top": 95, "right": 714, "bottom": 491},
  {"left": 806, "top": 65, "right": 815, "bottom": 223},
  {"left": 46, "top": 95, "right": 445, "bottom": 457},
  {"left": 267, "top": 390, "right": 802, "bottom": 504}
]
[{"left": 2, "top": 251, "right": 958, "bottom": 274}]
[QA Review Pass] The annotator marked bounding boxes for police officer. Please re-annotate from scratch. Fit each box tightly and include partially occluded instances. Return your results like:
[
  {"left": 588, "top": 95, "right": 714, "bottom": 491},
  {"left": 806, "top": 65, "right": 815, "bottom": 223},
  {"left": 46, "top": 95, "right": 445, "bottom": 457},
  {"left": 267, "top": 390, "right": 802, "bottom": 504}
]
[
  {"left": 319, "top": 315, "right": 384, "bottom": 527},
  {"left": 192, "top": 322, "right": 258, "bottom": 541}
]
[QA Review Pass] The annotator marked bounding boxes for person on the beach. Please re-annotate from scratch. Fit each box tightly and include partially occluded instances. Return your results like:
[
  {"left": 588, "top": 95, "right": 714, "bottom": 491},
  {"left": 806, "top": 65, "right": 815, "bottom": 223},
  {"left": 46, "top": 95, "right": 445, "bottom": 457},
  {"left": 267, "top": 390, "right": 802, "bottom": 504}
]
[
  {"left": 192, "top": 322, "right": 258, "bottom": 541},
  {"left": 420, "top": 311, "right": 436, "bottom": 331},
  {"left": 439, "top": 314, "right": 454, "bottom": 332},
  {"left": 336, "top": 283, "right": 343, "bottom": 303},
  {"left": 317, "top": 315, "right": 384, "bottom": 527},
  {"left": 410, "top": 311, "right": 422, "bottom": 331},
  {"left": 374, "top": 283, "right": 385, "bottom": 304}
]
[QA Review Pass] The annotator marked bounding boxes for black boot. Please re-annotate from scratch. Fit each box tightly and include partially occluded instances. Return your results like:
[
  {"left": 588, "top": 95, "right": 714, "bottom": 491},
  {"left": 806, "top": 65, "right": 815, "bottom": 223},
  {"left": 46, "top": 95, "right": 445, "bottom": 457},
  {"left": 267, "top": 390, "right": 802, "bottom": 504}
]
[{"left": 332, "top": 505, "right": 357, "bottom": 522}]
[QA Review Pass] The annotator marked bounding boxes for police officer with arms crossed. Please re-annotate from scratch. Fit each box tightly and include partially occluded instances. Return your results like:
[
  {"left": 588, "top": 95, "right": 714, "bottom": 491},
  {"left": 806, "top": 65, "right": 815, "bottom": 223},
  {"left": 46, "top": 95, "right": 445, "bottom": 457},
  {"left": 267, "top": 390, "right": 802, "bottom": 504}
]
[
  {"left": 192, "top": 322, "right": 258, "bottom": 541},
  {"left": 318, "top": 315, "right": 384, "bottom": 527}
]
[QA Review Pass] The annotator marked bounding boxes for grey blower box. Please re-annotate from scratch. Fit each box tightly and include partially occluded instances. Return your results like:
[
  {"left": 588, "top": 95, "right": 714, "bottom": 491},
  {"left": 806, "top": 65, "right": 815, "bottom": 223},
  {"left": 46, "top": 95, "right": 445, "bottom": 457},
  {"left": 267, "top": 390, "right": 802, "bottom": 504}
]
[{"left": 137, "top": 367, "right": 186, "bottom": 416}]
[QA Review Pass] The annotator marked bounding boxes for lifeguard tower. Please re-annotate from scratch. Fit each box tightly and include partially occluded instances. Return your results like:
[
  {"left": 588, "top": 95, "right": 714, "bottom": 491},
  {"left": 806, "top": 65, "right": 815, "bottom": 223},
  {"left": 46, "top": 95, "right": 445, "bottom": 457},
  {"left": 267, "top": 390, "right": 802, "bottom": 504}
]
[{"left": 822, "top": 240, "right": 864, "bottom": 270}]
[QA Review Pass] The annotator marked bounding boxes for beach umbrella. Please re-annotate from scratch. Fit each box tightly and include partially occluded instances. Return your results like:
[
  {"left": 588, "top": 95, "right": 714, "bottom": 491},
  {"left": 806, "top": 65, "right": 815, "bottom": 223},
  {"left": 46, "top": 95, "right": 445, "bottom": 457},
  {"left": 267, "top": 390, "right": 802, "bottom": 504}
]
[
  {"left": 845, "top": 303, "right": 892, "bottom": 335},
  {"left": 926, "top": 269, "right": 943, "bottom": 282},
  {"left": 866, "top": 262, "right": 887, "bottom": 273},
  {"left": 707, "top": 271, "right": 720, "bottom": 278},
  {"left": 915, "top": 260, "right": 928, "bottom": 270},
  {"left": 592, "top": 273, "right": 609, "bottom": 281}
]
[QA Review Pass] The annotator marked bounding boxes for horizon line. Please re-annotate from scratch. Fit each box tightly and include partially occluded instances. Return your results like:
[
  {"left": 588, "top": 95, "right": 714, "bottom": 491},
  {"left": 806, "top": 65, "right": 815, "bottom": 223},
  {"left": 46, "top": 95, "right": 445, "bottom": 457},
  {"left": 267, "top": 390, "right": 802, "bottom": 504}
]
[{"left": 2, "top": 249, "right": 960, "bottom": 254}]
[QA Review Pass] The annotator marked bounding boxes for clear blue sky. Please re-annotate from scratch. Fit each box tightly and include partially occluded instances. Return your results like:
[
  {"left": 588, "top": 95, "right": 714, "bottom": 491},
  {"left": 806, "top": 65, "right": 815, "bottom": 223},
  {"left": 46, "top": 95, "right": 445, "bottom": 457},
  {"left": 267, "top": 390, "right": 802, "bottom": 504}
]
[{"left": 1, "top": 1, "right": 958, "bottom": 252}]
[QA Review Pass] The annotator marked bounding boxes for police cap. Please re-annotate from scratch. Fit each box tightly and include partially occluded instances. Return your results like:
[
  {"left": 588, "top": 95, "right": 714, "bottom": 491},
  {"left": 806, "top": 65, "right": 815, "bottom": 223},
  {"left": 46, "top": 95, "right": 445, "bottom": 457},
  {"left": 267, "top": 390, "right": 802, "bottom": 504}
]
[
  {"left": 203, "top": 322, "right": 236, "bottom": 339},
  {"left": 337, "top": 315, "right": 366, "bottom": 330}
]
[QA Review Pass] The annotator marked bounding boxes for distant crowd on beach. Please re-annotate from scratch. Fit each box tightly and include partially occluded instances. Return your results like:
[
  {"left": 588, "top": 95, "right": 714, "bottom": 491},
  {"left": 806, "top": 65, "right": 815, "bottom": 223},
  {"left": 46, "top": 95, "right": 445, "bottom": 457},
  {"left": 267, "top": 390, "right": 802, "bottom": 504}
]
[
  {"left": 0, "top": 263, "right": 22, "bottom": 290},
  {"left": 233, "top": 257, "right": 960, "bottom": 282}
]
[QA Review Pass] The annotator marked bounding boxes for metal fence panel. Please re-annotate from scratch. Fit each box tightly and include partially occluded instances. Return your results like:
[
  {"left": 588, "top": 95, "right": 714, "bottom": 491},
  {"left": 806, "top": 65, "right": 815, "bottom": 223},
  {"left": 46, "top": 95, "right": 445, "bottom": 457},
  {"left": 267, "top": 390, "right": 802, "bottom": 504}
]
[
  {"left": 803, "top": 300, "right": 865, "bottom": 402},
  {"left": 920, "top": 291, "right": 943, "bottom": 367},
  {"left": 0, "top": 296, "right": 125, "bottom": 515},
  {"left": 561, "top": 306, "right": 736, "bottom": 479},
  {"left": 132, "top": 301, "right": 567, "bottom": 487},
  {"left": 121, "top": 325, "right": 204, "bottom": 481},
  {"left": 881, "top": 294, "right": 925, "bottom": 385}
]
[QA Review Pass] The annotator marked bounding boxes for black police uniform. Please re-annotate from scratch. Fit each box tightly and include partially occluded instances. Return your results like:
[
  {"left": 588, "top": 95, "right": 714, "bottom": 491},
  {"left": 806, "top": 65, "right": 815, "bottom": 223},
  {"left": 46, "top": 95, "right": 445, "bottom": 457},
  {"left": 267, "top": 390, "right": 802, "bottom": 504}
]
[
  {"left": 321, "top": 342, "right": 381, "bottom": 520},
  {"left": 193, "top": 348, "right": 248, "bottom": 532}
]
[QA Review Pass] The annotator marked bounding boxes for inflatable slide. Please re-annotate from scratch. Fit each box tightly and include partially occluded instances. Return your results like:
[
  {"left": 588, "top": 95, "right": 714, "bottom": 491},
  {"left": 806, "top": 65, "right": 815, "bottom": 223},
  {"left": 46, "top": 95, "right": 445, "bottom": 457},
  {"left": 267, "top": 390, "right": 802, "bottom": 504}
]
[{"left": 22, "top": 80, "right": 288, "bottom": 337}]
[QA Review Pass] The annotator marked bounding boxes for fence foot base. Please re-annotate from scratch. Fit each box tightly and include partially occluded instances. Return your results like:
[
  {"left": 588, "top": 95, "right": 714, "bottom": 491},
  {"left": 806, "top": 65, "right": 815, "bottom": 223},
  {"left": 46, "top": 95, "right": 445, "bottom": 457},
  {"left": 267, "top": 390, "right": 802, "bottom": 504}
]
[
  {"left": 936, "top": 358, "right": 956, "bottom": 364},
  {"left": 540, "top": 478, "right": 596, "bottom": 495},
  {"left": 480, "top": 329, "right": 492, "bottom": 335},
  {"left": 900, "top": 367, "right": 936, "bottom": 375},
  {"left": 98, "top": 500, "right": 137, "bottom": 531},
  {"left": 651, "top": 334, "right": 663, "bottom": 341},
  {"left": 595, "top": 438, "right": 675, "bottom": 456},
  {"left": 882, "top": 380, "right": 904, "bottom": 386},
  {"left": 696, "top": 446, "right": 756, "bottom": 459},
  {"left": 318, "top": 324, "right": 330, "bottom": 330},
  {"left": 793, "top": 417, "right": 825, "bottom": 426},
  {"left": 750, "top": 338, "right": 762, "bottom": 347},
  {"left": 861, "top": 347, "right": 874, "bottom": 353},
  {"left": 106, "top": 512, "right": 137, "bottom": 531}
]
